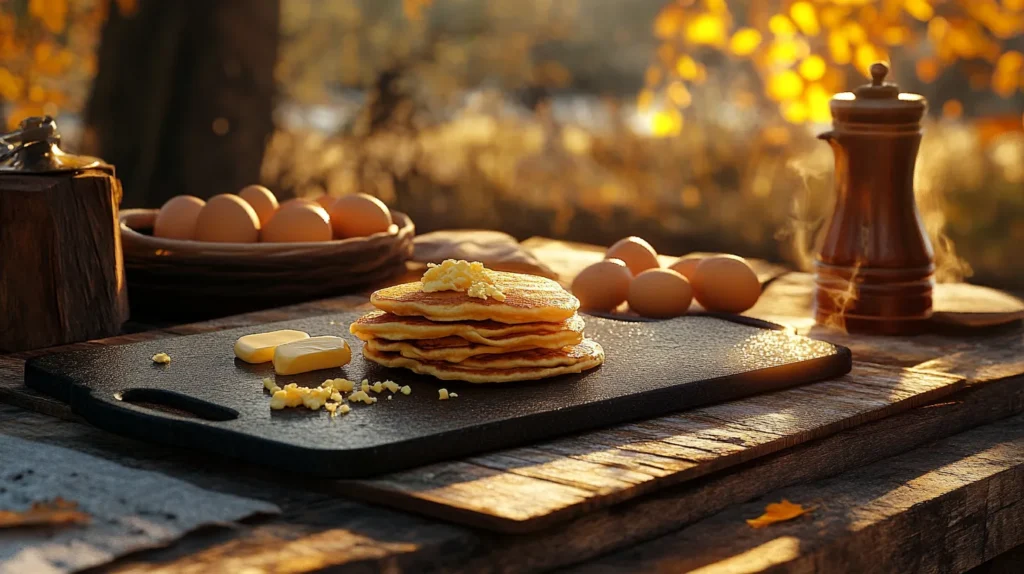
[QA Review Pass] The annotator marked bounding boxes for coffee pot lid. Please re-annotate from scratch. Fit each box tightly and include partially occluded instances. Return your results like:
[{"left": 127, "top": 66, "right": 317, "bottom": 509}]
[
  {"left": 0, "top": 116, "right": 112, "bottom": 174},
  {"left": 830, "top": 62, "right": 927, "bottom": 125}
]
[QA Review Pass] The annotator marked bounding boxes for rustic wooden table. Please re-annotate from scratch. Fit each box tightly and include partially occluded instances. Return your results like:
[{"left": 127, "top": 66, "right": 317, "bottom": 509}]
[{"left": 2, "top": 237, "right": 1024, "bottom": 573}]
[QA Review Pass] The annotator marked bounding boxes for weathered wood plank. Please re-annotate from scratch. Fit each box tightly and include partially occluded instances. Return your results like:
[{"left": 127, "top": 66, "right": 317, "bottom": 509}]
[
  {"left": 572, "top": 412, "right": 1024, "bottom": 574},
  {"left": 346, "top": 363, "right": 963, "bottom": 531},
  {"left": 4, "top": 365, "right": 1018, "bottom": 573}
]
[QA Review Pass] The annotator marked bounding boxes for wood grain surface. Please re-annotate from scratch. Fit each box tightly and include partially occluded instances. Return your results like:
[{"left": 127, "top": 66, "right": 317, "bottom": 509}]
[
  {"left": 2, "top": 244, "right": 1024, "bottom": 572},
  {"left": 574, "top": 411, "right": 1024, "bottom": 574},
  {"left": 347, "top": 363, "right": 961, "bottom": 531}
]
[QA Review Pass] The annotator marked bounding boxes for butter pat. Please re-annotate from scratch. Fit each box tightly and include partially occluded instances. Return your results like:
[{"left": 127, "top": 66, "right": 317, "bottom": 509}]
[
  {"left": 235, "top": 330, "right": 310, "bottom": 364},
  {"left": 421, "top": 259, "right": 506, "bottom": 301},
  {"left": 273, "top": 336, "right": 352, "bottom": 375}
]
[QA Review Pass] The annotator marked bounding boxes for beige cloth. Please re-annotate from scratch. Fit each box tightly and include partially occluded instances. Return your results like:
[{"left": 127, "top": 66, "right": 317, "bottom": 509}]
[{"left": 412, "top": 230, "right": 558, "bottom": 279}]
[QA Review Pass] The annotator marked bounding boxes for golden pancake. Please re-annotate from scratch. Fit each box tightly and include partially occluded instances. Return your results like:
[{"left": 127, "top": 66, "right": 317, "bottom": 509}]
[
  {"left": 350, "top": 310, "right": 585, "bottom": 345},
  {"left": 369, "top": 271, "right": 579, "bottom": 324},
  {"left": 365, "top": 334, "right": 576, "bottom": 362},
  {"left": 362, "top": 339, "right": 605, "bottom": 383}
]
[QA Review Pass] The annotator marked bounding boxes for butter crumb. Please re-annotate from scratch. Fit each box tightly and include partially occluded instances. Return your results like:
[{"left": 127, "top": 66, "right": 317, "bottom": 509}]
[
  {"left": 263, "top": 378, "right": 280, "bottom": 394},
  {"left": 387, "top": 395, "right": 393, "bottom": 400},
  {"left": 152, "top": 353, "right": 171, "bottom": 365},
  {"left": 371, "top": 381, "right": 384, "bottom": 393},
  {"left": 383, "top": 380, "right": 400, "bottom": 393},
  {"left": 401, "top": 385, "right": 412, "bottom": 395},
  {"left": 339, "top": 404, "right": 351, "bottom": 414},
  {"left": 269, "top": 390, "right": 288, "bottom": 410},
  {"left": 361, "top": 379, "right": 370, "bottom": 393},
  {"left": 330, "top": 391, "right": 342, "bottom": 402},
  {"left": 438, "top": 388, "right": 450, "bottom": 400},
  {"left": 450, "top": 392, "right": 458, "bottom": 398},
  {"left": 332, "top": 378, "right": 354, "bottom": 392}
]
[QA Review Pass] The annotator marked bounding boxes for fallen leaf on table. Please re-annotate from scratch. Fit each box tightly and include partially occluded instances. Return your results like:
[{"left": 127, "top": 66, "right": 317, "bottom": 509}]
[
  {"left": 746, "top": 499, "right": 812, "bottom": 528},
  {"left": 0, "top": 497, "right": 91, "bottom": 528}
]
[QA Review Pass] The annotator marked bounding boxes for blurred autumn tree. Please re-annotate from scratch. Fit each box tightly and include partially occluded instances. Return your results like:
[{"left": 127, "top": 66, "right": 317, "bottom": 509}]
[
  {"left": 0, "top": 0, "right": 279, "bottom": 207},
  {"left": 643, "top": 0, "right": 1024, "bottom": 134}
]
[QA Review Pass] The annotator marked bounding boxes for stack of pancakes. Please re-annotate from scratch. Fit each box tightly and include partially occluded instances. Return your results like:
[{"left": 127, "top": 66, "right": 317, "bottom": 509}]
[{"left": 352, "top": 271, "right": 604, "bottom": 383}]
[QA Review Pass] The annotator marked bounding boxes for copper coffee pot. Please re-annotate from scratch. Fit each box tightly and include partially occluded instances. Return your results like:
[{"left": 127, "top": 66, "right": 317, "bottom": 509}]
[{"left": 814, "top": 63, "right": 934, "bottom": 335}]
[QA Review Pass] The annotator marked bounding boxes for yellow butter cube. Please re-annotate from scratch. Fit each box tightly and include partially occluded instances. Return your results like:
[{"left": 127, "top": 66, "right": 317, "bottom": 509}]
[
  {"left": 401, "top": 385, "right": 411, "bottom": 395},
  {"left": 438, "top": 388, "right": 450, "bottom": 400},
  {"left": 273, "top": 336, "right": 352, "bottom": 375},
  {"left": 235, "top": 330, "right": 310, "bottom": 364}
]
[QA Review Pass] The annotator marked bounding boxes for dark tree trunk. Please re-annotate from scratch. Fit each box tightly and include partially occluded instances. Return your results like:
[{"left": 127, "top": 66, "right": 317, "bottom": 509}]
[{"left": 84, "top": 0, "right": 280, "bottom": 208}]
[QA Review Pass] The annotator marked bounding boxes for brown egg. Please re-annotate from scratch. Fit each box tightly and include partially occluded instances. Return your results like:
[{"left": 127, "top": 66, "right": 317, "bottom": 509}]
[
  {"left": 605, "top": 236, "right": 660, "bottom": 276},
  {"left": 627, "top": 269, "right": 693, "bottom": 319},
  {"left": 328, "top": 193, "right": 393, "bottom": 238},
  {"left": 260, "top": 202, "right": 333, "bottom": 243},
  {"left": 571, "top": 258, "right": 633, "bottom": 311},
  {"left": 153, "top": 195, "right": 205, "bottom": 240},
  {"left": 194, "top": 194, "right": 261, "bottom": 243},
  {"left": 691, "top": 255, "right": 761, "bottom": 314},
  {"left": 314, "top": 194, "right": 336, "bottom": 209},
  {"left": 668, "top": 255, "right": 704, "bottom": 281},
  {"left": 238, "top": 185, "right": 279, "bottom": 226},
  {"left": 279, "top": 197, "right": 318, "bottom": 209}
]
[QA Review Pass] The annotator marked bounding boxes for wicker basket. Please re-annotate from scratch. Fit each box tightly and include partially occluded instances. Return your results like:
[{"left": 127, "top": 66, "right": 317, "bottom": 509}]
[{"left": 119, "top": 209, "right": 415, "bottom": 319}]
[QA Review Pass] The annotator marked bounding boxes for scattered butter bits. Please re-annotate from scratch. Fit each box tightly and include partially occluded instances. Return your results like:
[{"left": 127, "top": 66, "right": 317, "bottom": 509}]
[
  {"left": 746, "top": 500, "right": 813, "bottom": 529},
  {"left": 151, "top": 353, "right": 171, "bottom": 364},
  {"left": 269, "top": 390, "right": 288, "bottom": 410},
  {"left": 438, "top": 388, "right": 450, "bottom": 400},
  {"left": 331, "top": 378, "right": 354, "bottom": 392},
  {"left": 264, "top": 376, "right": 406, "bottom": 413}
]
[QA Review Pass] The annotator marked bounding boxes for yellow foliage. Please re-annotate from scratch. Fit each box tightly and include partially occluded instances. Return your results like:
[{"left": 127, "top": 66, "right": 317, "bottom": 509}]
[
  {"left": 767, "top": 70, "right": 804, "bottom": 101},
  {"left": 790, "top": 2, "right": 820, "bottom": 36},
  {"left": 799, "top": 55, "right": 827, "bottom": 81},
  {"left": 686, "top": 13, "right": 728, "bottom": 47},
  {"left": 904, "top": 0, "right": 935, "bottom": 22},
  {"left": 645, "top": 0, "right": 1023, "bottom": 129},
  {"left": 29, "top": 0, "right": 68, "bottom": 35},
  {"left": 730, "top": 28, "right": 763, "bottom": 56},
  {"left": 667, "top": 81, "right": 693, "bottom": 108}
]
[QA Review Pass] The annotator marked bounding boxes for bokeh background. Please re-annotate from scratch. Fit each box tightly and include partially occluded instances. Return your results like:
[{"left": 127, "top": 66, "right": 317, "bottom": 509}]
[{"left": 2, "top": 0, "right": 1023, "bottom": 286}]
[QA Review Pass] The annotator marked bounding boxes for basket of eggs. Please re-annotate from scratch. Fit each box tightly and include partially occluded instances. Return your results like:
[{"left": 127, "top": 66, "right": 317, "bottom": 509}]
[{"left": 120, "top": 186, "right": 415, "bottom": 319}]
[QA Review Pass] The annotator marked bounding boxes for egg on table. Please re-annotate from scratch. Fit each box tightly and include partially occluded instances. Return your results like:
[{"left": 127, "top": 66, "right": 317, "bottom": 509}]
[
  {"left": 153, "top": 195, "right": 205, "bottom": 240},
  {"left": 628, "top": 268, "right": 693, "bottom": 319},
  {"left": 605, "top": 236, "right": 660, "bottom": 276},
  {"left": 194, "top": 194, "right": 261, "bottom": 243},
  {"left": 691, "top": 255, "right": 761, "bottom": 313},
  {"left": 328, "top": 193, "right": 393, "bottom": 238},
  {"left": 571, "top": 258, "right": 633, "bottom": 311},
  {"left": 238, "top": 185, "right": 279, "bottom": 226},
  {"left": 260, "top": 202, "right": 333, "bottom": 243},
  {"left": 668, "top": 255, "right": 704, "bottom": 281}
]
